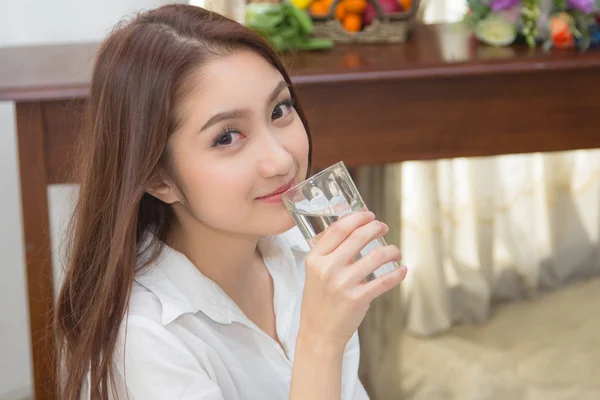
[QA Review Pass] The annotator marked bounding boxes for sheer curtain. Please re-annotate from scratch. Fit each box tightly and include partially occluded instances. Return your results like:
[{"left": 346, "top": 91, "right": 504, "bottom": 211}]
[{"left": 388, "top": 151, "right": 600, "bottom": 335}]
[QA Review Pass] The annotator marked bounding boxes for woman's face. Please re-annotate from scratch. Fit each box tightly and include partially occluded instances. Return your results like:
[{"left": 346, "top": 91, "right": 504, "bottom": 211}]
[{"left": 159, "top": 50, "right": 310, "bottom": 237}]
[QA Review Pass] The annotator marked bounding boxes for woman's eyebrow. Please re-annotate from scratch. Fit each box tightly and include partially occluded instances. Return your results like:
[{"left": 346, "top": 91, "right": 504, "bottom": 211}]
[
  {"left": 199, "top": 109, "right": 250, "bottom": 133},
  {"left": 199, "top": 81, "right": 289, "bottom": 133},
  {"left": 267, "top": 81, "right": 290, "bottom": 104}
]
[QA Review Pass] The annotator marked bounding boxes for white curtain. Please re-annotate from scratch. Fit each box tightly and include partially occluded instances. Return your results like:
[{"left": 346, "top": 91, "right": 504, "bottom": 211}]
[{"left": 389, "top": 151, "right": 600, "bottom": 335}]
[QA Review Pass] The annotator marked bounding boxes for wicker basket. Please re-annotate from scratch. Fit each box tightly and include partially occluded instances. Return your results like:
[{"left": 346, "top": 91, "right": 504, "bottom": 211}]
[{"left": 310, "top": 0, "right": 419, "bottom": 43}]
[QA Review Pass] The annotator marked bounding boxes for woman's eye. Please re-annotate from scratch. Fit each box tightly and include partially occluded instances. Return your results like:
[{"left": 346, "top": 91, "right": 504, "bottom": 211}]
[
  {"left": 272, "top": 99, "right": 294, "bottom": 121},
  {"left": 213, "top": 130, "right": 243, "bottom": 147}
]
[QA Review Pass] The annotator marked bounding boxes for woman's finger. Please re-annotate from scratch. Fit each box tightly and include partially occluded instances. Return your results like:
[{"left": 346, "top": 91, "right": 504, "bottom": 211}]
[
  {"left": 352, "top": 264, "right": 408, "bottom": 304},
  {"left": 332, "top": 220, "right": 389, "bottom": 264},
  {"left": 311, "top": 211, "right": 375, "bottom": 256},
  {"left": 344, "top": 245, "right": 402, "bottom": 284}
]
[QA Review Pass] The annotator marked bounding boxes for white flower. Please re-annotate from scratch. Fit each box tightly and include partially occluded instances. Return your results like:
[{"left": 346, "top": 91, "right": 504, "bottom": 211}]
[{"left": 476, "top": 13, "right": 518, "bottom": 46}]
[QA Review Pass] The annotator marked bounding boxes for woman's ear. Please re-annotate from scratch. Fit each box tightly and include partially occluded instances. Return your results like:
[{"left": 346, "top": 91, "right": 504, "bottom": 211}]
[{"left": 146, "top": 172, "right": 180, "bottom": 205}]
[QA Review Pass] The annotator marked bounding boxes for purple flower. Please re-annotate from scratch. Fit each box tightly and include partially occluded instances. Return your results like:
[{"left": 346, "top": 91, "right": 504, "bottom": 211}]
[
  {"left": 497, "top": 7, "right": 521, "bottom": 24},
  {"left": 568, "top": 0, "right": 594, "bottom": 12},
  {"left": 490, "top": 0, "right": 519, "bottom": 11}
]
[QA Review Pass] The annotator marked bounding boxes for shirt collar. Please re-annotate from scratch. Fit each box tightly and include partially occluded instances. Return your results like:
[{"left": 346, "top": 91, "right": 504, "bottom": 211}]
[{"left": 134, "top": 227, "right": 308, "bottom": 326}]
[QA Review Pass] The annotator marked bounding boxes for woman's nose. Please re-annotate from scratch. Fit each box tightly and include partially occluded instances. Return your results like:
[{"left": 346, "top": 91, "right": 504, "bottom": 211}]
[{"left": 257, "top": 134, "right": 294, "bottom": 178}]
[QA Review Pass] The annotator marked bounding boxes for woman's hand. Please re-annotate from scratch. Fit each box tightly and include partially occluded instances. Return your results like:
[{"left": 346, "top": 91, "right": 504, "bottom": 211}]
[{"left": 297, "top": 211, "right": 407, "bottom": 353}]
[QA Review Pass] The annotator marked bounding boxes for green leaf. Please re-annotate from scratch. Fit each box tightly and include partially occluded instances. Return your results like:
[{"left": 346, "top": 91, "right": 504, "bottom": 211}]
[
  {"left": 466, "top": 0, "right": 491, "bottom": 20},
  {"left": 554, "top": 0, "right": 567, "bottom": 11},
  {"left": 247, "top": 1, "right": 333, "bottom": 52},
  {"left": 246, "top": 12, "right": 285, "bottom": 35},
  {"left": 296, "top": 37, "right": 335, "bottom": 50},
  {"left": 465, "top": 0, "right": 482, "bottom": 12},
  {"left": 245, "top": 3, "right": 286, "bottom": 34},
  {"left": 279, "top": 15, "right": 300, "bottom": 40},
  {"left": 281, "top": 0, "right": 314, "bottom": 35},
  {"left": 275, "top": 24, "right": 299, "bottom": 45},
  {"left": 246, "top": 2, "right": 283, "bottom": 16},
  {"left": 269, "top": 33, "right": 295, "bottom": 52}
]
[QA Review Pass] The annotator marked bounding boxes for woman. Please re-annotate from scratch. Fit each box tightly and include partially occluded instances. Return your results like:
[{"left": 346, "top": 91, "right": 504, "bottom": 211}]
[{"left": 55, "top": 4, "right": 407, "bottom": 400}]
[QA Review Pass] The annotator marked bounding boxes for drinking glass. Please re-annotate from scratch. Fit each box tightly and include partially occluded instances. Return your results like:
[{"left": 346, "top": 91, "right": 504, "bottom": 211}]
[{"left": 281, "top": 161, "right": 399, "bottom": 281}]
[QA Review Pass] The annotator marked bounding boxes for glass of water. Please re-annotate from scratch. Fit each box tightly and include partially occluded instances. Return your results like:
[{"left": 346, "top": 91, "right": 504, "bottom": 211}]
[{"left": 281, "top": 161, "right": 399, "bottom": 282}]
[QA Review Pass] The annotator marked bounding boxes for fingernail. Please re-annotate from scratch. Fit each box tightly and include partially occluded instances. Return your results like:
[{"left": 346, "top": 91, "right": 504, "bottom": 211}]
[{"left": 400, "top": 264, "right": 408, "bottom": 274}]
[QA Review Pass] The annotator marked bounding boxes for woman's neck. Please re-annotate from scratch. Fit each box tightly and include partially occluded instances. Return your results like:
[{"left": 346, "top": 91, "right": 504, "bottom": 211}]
[{"left": 168, "top": 217, "right": 264, "bottom": 301}]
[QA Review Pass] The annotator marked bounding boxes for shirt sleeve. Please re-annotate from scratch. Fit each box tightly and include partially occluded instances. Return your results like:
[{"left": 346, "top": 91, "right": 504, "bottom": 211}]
[
  {"left": 112, "top": 315, "right": 225, "bottom": 400},
  {"left": 353, "top": 379, "right": 370, "bottom": 399}
]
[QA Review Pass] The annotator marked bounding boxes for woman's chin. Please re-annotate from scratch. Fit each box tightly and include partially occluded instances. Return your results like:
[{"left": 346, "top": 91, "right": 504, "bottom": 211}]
[{"left": 262, "top": 207, "right": 296, "bottom": 236}]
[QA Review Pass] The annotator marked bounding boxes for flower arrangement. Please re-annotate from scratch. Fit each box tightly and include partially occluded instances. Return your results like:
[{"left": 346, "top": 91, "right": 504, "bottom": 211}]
[{"left": 464, "top": 0, "right": 600, "bottom": 51}]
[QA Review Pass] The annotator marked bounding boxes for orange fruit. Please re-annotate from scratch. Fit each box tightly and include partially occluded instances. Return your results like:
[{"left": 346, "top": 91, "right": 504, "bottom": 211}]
[
  {"left": 343, "top": 13, "right": 362, "bottom": 32},
  {"left": 344, "top": 0, "right": 367, "bottom": 13},
  {"left": 323, "top": 0, "right": 334, "bottom": 12},
  {"left": 399, "top": 0, "right": 412, "bottom": 11},
  {"left": 310, "top": 0, "right": 329, "bottom": 15},
  {"left": 335, "top": 2, "right": 347, "bottom": 20}
]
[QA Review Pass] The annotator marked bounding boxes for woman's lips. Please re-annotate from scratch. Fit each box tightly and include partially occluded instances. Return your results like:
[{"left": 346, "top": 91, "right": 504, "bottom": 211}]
[{"left": 257, "top": 179, "right": 295, "bottom": 203}]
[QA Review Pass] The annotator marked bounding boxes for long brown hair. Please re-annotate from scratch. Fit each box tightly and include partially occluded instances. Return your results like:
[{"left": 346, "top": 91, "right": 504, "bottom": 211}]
[{"left": 55, "top": 5, "right": 312, "bottom": 399}]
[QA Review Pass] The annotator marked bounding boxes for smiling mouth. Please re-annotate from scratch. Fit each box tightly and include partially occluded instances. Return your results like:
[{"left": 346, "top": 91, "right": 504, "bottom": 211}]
[{"left": 257, "top": 178, "right": 295, "bottom": 200}]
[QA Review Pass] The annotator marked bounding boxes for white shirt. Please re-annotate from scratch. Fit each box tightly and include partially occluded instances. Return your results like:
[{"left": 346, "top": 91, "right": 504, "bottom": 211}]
[{"left": 106, "top": 227, "right": 370, "bottom": 400}]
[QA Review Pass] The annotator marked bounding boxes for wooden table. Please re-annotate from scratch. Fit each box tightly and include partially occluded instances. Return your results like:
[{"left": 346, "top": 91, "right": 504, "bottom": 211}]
[{"left": 1, "top": 22, "right": 599, "bottom": 400}]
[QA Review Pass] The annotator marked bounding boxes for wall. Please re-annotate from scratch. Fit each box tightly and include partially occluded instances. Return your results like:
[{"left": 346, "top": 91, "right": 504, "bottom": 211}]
[{"left": 0, "top": 1, "right": 175, "bottom": 398}]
